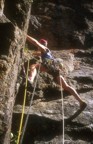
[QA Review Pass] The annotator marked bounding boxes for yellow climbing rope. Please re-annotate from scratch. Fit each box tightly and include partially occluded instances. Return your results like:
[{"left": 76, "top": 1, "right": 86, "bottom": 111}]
[
  {"left": 20, "top": 63, "right": 41, "bottom": 144},
  {"left": 16, "top": 60, "right": 65, "bottom": 144},
  {"left": 16, "top": 60, "right": 29, "bottom": 144}
]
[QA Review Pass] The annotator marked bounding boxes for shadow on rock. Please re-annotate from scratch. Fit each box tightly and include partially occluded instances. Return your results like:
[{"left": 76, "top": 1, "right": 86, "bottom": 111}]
[{"left": 43, "top": 87, "right": 69, "bottom": 102}]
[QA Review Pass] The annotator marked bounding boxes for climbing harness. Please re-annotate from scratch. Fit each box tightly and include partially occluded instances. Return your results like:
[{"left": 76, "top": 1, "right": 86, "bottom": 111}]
[
  {"left": 19, "top": 63, "right": 41, "bottom": 144},
  {"left": 16, "top": 60, "right": 29, "bottom": 144},
  {"left": 60, "top": 75, "right": 65, "bottom": 144}
]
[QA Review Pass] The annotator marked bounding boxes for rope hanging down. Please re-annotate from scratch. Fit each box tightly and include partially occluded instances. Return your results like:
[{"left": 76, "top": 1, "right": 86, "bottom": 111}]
[
  {"left": 16, "top": 60, "right": 64, "bottom": 144},
  {"left": 20, "top": 63, "right": 41, "bottom": 144},
  {"left": 16, "top": 60, "right": 29, "bottom": 144},
  {"left": 60, "top": 76, "right": 65, "bottom": 144}
]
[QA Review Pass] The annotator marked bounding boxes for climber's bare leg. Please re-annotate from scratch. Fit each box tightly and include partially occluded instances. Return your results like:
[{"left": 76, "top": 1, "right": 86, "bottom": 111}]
[
  {"left": 28, "top": 63, "right": 47, "bottom": 84},
  {"left": 56, "top": 75, "right": 87, "bottom": 109},
  {"left": 28, "top": 64, "right": 38, "bottom": 84}
]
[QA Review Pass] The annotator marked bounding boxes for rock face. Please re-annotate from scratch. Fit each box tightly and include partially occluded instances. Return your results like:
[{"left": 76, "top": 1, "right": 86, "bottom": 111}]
[
  {"left": 29, "top": 0, "right": 93, "bottom": 49},
  {"left": 13, "top": 49, "right": 93, "bottom": 144},
  {"left": 0, "top": 0, "right": 32, "bottom": 144},
  {"left": 0, "top": 0, "right": 93, "bottom": 144}
]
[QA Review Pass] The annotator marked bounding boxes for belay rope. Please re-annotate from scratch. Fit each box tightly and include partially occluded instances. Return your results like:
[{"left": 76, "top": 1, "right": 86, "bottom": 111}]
[
  {"left": 60, "top": 75, "right": 65, "bottom": 144},
  {"left": 19, "top": 63, "right": 41, "bottom": 144},
  {"left": 16, "top": 60, "right": 30, "bottom": 144},
  {"left": 16, "top": 59, "right": 65, "bottom": 144}
]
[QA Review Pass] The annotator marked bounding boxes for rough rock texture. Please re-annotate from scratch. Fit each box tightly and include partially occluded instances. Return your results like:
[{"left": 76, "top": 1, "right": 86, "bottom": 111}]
[
  {"left": 0, "top": 0, "right": 32, "bottom": 144},
  {"left": 0, "top": 0, "right": 93, "bottom": 144},
  {"left": 28, "top": 0, "right": 93, "bottom": 49},
  {"left": 11, "top": 0, "right": 93, "bottom": 144},
  {"left": 12, "top": 49, "right": 93, "bottom": 144}
]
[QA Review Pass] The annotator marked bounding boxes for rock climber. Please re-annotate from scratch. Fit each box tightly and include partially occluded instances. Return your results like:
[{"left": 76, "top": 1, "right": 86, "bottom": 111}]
[{"left": 26, "top": 35, "right": 87, "bottom": 110}]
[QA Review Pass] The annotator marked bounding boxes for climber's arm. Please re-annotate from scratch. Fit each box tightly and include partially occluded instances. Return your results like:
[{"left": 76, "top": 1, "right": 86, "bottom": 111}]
[{"left": 27, "top": 35, "right": 47, "bottom": 52}]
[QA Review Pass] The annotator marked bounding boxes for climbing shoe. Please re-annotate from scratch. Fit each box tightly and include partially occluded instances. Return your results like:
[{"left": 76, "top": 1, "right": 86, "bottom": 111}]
[{"left": 80, "top": 101, "right": 87, "bottom": 110}]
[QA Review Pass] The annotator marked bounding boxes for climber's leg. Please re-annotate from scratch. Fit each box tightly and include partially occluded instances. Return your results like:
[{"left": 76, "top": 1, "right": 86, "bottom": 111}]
[
  {"left": 28, "top": 64, "right": 38, "bottom": 84},
  {"left": 56, "top": 75, "right": 87, "bottom": 109}
]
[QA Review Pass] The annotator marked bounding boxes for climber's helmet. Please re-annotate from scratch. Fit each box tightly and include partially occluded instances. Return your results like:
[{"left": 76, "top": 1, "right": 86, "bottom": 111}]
[{"left": 39, "top": 39, "right": 48, "bottom": 47}]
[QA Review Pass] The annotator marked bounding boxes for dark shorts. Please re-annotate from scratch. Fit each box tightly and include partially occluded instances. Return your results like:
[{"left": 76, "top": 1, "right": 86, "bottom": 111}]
[{"left": 42, "top": 58, "right": 61, "bottom": 77}]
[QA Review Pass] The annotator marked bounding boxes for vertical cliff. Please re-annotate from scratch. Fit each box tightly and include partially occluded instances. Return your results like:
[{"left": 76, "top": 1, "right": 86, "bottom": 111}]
[
  {"left": 29, "top": 0, "right": 93, "bottom": 49},
  {"left": 0, "top": 0, "right": 93, "bottom": 144},
  {"left": 0, "top": 0, "right": 32, "bottom": 144}
]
